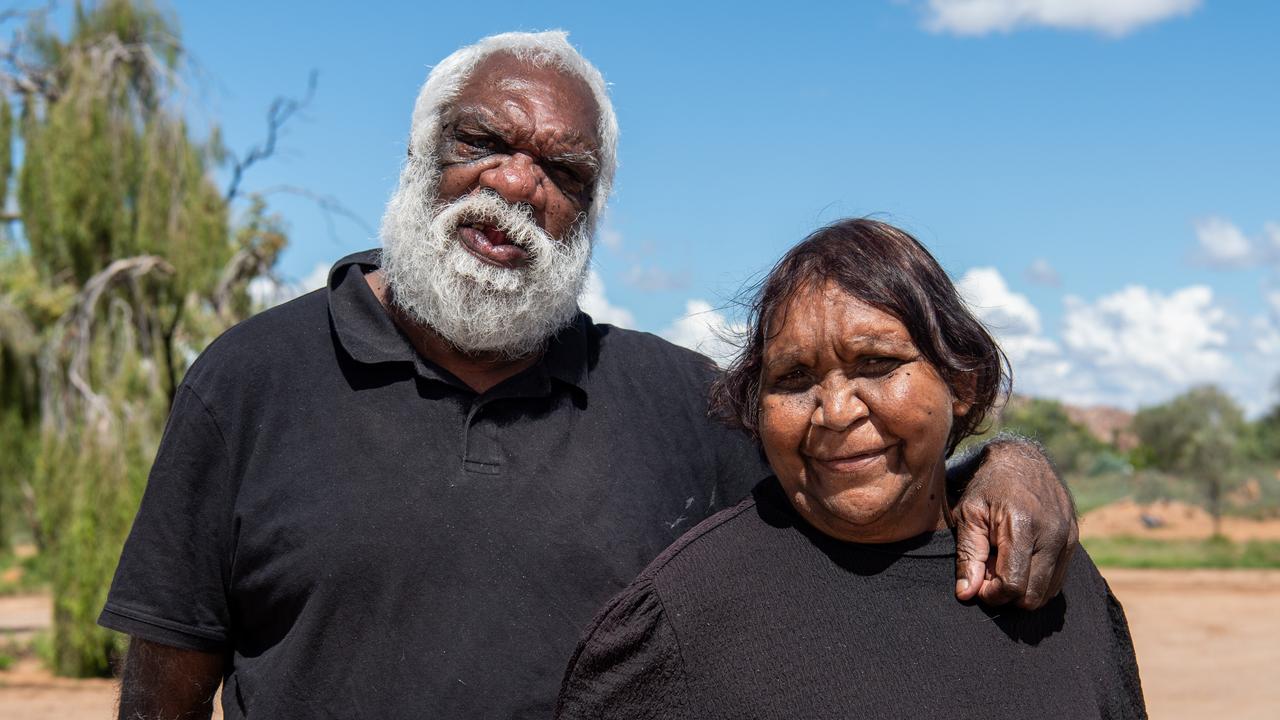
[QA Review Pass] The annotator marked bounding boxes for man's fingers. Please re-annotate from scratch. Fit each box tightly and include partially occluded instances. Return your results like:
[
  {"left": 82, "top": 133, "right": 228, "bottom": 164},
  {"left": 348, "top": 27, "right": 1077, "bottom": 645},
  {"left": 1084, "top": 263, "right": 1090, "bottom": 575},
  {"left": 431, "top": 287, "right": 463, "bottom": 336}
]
[
  {"left": 1041, "top": 534, "right": 1078, "bottom": 608},
  {"left": 1019, "top": 548, "right": 1058, "bottom": 610},
  {"left": 978, "top": 514, "right": 1031, "bottom": 606},
  {"left": 1018, "top": 501, "right": 1078, "bottom": 609},
  {"left": 953, "top": 505, "right": 991, "bottom": 601}
]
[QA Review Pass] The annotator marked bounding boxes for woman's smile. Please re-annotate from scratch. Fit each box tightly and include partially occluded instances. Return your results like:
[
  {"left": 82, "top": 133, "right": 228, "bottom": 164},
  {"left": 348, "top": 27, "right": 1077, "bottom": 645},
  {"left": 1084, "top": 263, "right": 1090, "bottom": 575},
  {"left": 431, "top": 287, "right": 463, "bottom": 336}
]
[{"left": 805, "top": 443, "right": 898, "bottom": 475}]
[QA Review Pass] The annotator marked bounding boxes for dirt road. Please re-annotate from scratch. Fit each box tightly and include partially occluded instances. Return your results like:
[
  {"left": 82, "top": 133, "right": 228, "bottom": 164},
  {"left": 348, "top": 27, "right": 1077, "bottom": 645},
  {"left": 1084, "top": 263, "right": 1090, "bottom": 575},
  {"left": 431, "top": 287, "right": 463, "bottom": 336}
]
[
  {"left": 3, "top": 569, "right": 1278, "bottom": 718},
  {"left": 1106, "top": 568, "right": 1280, "bottom": 720}
]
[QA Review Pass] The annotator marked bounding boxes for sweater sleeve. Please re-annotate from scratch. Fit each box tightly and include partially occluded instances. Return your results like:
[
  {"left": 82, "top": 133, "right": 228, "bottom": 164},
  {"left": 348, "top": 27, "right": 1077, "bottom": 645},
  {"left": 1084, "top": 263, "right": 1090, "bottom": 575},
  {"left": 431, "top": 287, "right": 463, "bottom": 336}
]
[
  {"left": 1102, "top": 581, "right": 1149, "bottom": 719},
  {"left": 555, "top": 579, "right": 690, "bottom": 720}
]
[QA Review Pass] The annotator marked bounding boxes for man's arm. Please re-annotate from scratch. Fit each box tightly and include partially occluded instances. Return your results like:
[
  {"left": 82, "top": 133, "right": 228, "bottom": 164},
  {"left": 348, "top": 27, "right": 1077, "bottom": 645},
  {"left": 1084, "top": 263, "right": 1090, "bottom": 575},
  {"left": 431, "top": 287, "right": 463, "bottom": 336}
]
[
  {"left": 117, "top": 638, "right": 226, "bottom": 720},
  {"left": 947, "top": 434, "right": 1079, "bottom": 610}
]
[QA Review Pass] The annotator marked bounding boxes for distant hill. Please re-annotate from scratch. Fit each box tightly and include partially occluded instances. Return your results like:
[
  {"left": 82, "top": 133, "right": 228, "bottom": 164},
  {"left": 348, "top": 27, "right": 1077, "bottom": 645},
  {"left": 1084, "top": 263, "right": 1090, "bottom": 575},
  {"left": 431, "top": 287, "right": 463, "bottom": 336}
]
[
  {"left": 1064, "top": 404, "right": 1137, "bottom": 450},
  {"left": 998, "top": 394, "right": 1136, "bottom": 451}
]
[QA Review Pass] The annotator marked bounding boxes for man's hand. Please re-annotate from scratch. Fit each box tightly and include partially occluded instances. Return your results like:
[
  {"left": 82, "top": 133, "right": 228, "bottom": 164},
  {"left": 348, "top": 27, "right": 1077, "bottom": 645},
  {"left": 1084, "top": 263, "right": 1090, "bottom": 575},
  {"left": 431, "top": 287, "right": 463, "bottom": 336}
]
[
  {"left": 117, "top": 637, "right": 226, "bottom": 720},
  {"left": 949, "top": 436, "right": 1078, "bottom": 610}
]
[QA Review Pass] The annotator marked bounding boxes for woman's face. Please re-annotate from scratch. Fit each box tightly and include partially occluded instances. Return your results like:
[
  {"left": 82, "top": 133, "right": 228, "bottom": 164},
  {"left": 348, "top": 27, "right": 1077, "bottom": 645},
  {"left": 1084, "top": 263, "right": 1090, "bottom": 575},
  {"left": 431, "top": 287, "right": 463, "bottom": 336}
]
[{"left": 758, "top": 282, "right": 969, "bottom": 543}]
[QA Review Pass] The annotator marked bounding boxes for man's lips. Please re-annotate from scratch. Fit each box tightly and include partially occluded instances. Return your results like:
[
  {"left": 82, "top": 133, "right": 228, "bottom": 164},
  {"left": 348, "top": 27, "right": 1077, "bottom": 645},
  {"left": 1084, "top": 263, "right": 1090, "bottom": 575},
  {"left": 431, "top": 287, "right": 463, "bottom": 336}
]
[
  {"left": 458, "top": 223, "right": 529, "bottom": 268},
  {"left": 807, "top": 445, "right": 896, "bottom": 474}
]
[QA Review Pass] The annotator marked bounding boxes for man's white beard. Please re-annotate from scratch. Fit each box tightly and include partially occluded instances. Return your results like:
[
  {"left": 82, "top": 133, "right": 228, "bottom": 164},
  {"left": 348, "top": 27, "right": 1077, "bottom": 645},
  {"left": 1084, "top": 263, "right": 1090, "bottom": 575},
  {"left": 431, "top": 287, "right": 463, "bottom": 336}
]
[{"left": 380, "top": 174, "right": 592, "bottom": 360}]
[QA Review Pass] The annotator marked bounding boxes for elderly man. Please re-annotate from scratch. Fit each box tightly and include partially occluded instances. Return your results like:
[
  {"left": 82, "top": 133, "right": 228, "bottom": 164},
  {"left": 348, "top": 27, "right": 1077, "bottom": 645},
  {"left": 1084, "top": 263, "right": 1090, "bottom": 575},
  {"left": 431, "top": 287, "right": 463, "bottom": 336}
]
[{"left": 100, "top": 32, "right": 1076, "bottom": 719}]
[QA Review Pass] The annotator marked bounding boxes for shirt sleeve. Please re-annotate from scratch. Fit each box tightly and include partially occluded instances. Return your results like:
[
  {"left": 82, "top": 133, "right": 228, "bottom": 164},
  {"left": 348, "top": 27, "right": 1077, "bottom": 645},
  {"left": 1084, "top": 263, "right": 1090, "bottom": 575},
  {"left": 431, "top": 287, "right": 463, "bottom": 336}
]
[
  {"left": 555, "top": 579, "right": 690, "bottom": 720},
  {"left": 97, "top": 384, "right": 236, "bottom": 652}
]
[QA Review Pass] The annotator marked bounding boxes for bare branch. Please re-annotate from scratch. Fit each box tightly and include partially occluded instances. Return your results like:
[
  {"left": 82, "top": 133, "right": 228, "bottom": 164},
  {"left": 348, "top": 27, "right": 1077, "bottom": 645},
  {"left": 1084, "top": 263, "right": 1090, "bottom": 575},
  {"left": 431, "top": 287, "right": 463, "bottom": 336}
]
[
  {"left": 40, "top": 255, "right": 174, "bottom": 434},
  {"left": 224, "top": 70, "right": 318, "bottom": 201},
  {"left": 0, "top": 3, "right": 61, "bottom": 102},
  {"left": 212, "top": 243, "right": 278, "bottom": 322},
  {"left": 256, "top": 184, "right": 375, "bottom": 245}
]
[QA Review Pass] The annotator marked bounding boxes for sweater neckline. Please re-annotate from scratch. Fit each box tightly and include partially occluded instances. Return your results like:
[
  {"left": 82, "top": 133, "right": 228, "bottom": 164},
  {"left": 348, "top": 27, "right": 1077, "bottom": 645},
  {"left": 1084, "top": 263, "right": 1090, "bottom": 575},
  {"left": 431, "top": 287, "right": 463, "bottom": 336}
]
[{"left": 754, "top": 477, "right": 957, "bottom": 558}]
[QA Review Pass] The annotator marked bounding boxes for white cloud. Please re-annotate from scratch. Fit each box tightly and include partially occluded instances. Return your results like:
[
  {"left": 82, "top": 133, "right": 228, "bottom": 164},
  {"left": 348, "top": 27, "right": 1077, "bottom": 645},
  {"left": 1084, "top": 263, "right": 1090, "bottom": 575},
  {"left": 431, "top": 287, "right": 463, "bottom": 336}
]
[
  {"left": 247, "top": 262, "right": 330, "bottom": 309},
  {"left": 300, "top": 263, "right": 330, "bottom": 291},
  {"left": 955, "top": 266, "right": 1255, "bottom": 411},
  {"left": 1267, "top": 288, "right": 1280, "bottom": 320},
  {"left": 920, "top": 0, "right": 1201, "bottom": 37},
  {"left": 1058, "top": 285, "right": 1232, "bottom": 405},
  {"left": 957, "top": 267, "right": 1068, "bottom": 392},
  {"left": 660, "top": 299, "right": 743, "bottom": 365},
  {"left": 1194, "top": 216, "right": 1254, "bottom": 267},
  {"left": 958, "top": 267, "right": 1043, "bottom": 336},
  {"left": 1265, "top": 222, "right": 1280, "bottom": 254},
  {"left": 598, "top": 226, "right": 623, "bottom": 251},
  {"left": 247, "top": 276, "right": 283, "bottom": 308},
  {"left": 579, "top": 270, "right": 636, "bottom": 328},
  {"left": 624, "top": 264, "right": 691, "bottom": 292},
  {"left": 1025, "top": 258, "right": 1061, "bottom": 287}
]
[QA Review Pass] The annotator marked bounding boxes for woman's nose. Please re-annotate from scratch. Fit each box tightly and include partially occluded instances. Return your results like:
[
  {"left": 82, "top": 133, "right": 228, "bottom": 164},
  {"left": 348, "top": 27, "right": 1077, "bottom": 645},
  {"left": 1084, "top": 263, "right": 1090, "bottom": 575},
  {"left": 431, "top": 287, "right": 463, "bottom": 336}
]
[{"left": 811, "top": 380, "right": 869, "bottom": 431}]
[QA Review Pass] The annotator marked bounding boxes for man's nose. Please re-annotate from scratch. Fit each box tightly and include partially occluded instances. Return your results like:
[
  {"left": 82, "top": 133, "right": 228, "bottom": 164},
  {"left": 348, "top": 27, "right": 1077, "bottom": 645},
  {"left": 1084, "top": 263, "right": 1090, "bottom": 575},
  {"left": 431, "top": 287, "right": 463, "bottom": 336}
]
[
  {"left": 478, "top": 152, "right": 545, "bottom": 209},
  {"left": 811, "top": 379, "right": 869, "bottom": 431}
]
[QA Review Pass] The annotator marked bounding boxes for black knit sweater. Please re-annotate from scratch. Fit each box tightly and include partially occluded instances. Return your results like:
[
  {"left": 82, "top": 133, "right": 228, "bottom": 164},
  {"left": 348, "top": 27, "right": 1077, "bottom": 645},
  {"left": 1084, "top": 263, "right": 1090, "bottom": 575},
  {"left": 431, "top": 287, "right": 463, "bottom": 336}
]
[{"left": 556, "top": 478, "right": 1146, "bottom": 720}]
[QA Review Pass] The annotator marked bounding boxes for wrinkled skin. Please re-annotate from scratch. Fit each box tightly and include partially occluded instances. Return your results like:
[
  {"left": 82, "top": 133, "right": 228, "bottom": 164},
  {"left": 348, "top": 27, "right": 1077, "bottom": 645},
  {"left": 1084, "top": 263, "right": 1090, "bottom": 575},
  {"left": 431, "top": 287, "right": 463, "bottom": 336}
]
[{"left": 952, "top": 438, "right": 1079, "bottom": 609}]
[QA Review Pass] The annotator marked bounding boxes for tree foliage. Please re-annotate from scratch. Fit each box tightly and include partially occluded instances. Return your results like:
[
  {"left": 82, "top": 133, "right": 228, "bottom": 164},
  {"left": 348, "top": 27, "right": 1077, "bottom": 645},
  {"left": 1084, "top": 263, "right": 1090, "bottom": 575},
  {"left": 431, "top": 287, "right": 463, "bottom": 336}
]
[
  {"left": 1133, "top": 385, "right": 1246, "bottom": 535},
  {"left": 996, "top": 397, "right": 1110, "bottom": 475},
  {"left": 0, "top": 0, "right": 289, "bottom": 676}
]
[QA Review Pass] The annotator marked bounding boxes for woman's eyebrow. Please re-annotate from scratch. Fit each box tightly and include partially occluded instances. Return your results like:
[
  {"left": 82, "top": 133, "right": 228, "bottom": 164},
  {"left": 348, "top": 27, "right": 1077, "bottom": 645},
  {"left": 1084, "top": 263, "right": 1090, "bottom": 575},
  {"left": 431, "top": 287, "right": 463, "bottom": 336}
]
[
  {"left": 837, "top": 334, "right": 914, "bottom": 353},
  {"left": 763, "top": 351, "right": 807, "bottom": 372}
]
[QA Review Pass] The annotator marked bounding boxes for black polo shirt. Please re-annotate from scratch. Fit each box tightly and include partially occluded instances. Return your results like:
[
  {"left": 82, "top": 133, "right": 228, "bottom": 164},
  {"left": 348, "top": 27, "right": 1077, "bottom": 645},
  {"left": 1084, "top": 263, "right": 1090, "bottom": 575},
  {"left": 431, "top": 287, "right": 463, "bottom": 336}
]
[{"left": 99, "top": 250, "right": 768, "bottom": 719}]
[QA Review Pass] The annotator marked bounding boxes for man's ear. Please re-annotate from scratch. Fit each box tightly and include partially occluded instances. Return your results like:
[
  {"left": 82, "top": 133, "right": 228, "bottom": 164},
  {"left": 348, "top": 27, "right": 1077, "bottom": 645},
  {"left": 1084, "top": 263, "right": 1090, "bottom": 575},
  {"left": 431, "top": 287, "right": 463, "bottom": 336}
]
[{"left": 952, "top": 372, "right": 977, "bottom": 418}]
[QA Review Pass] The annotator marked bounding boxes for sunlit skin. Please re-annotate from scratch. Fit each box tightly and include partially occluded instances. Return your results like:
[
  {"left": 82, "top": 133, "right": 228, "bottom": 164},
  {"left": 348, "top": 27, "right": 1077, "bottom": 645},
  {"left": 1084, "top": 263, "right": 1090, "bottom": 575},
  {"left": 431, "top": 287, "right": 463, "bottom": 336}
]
[
  {"left": 759, "top": 281, "right": 972, "bottom": 543},
  {"left": 435, "top": 52, "right": 602, "bottom": 267},
  {"left": 367, "top": 54, "right": 602, "bottom": 392}
]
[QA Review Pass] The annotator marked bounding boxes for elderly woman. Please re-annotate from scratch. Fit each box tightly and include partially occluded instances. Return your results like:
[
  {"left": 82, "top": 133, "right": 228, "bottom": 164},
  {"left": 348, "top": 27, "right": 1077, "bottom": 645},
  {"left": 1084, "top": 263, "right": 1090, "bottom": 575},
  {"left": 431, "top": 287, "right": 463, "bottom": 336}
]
[{"left": 555, "top": 219, "right": 1145, "bottom": 719}]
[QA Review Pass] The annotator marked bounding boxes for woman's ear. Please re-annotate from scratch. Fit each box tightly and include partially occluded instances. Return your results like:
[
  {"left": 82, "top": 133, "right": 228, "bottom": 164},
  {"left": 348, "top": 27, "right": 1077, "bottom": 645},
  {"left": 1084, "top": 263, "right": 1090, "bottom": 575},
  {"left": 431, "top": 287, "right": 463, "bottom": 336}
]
[{"left": 952, "top": 372, "right": 977, "bottom": 418}]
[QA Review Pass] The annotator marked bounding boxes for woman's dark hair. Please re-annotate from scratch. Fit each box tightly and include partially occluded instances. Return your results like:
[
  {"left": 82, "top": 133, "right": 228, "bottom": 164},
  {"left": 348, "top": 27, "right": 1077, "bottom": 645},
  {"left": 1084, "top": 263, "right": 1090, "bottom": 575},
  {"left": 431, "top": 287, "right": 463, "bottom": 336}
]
[{"left": 710, "top": 218, "right": 1010, "bottom": 456}]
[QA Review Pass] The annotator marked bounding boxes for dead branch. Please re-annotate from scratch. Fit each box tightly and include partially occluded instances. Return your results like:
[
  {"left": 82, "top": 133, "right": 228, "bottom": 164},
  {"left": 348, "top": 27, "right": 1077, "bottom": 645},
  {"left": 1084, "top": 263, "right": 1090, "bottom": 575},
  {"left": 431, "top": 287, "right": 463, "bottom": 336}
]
[
  {"left": 224, "top": 70, "right": 318, "bottom": 201},
  {"left": 212, "top": 243, "right": 278, "bottom": 322},
  {"left": 40, "top": 254, "right": 174, "bottom": 434},
  {"left": 0, "top": 3, "right": 60, "bottom": 102},
  {"left": 257, "top": 184, "right": 376, "bottom": 245}
]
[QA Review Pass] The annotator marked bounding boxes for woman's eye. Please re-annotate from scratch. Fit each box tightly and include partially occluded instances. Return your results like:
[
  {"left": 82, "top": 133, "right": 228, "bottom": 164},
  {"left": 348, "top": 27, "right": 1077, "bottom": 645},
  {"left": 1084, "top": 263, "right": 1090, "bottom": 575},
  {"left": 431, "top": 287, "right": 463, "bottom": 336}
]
[
  {"left": 860, "top": 357, "right": 903, "bottom": 376},
  {"left": 770, "top": 370, "right": 811, "bottom": 391}
]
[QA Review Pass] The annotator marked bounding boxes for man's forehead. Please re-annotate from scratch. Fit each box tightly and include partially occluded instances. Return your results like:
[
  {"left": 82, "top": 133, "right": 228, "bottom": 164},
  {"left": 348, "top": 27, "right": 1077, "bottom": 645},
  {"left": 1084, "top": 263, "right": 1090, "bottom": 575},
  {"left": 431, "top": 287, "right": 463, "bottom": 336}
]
[{"left": 452, "top": 53, "right": 600, "bottom": 130}]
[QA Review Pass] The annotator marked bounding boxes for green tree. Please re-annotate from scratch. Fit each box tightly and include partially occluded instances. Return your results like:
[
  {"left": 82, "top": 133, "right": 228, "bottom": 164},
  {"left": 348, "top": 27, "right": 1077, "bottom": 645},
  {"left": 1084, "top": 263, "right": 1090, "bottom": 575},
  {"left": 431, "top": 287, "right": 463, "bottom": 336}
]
[
  {"left": 996, "top": 397, "right": 1108, "bottom": 475},
  {"left": 1132, "top": 385, "right": 1246, "bottom": 536},
  {"left": 1242, "top": 376, "right": 1280, "bottom": 461},
  {"left": 0, "top": 1, "right": 290, "bottom": 676}
]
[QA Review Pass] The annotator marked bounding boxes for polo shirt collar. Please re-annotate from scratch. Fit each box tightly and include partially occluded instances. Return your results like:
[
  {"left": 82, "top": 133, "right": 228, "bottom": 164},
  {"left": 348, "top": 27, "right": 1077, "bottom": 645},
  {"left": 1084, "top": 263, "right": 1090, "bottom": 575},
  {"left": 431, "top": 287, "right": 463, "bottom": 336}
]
[{"left": 327, "top": 249, "right": 589, "bottom": 394}]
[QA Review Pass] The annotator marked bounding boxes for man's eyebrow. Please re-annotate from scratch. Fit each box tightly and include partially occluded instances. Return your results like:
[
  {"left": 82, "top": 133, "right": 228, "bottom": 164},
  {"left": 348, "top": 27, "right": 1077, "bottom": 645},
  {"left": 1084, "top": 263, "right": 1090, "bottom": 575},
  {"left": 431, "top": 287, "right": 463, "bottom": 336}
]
[
  {"left": 450, "top": 107, "right": 504, "bottom": 133},
  {"left": 448, "top": 105, "right": 600, "bottom": 169},
  {"left": 545, "top": 149, "right": 600, "bottom": 171}
]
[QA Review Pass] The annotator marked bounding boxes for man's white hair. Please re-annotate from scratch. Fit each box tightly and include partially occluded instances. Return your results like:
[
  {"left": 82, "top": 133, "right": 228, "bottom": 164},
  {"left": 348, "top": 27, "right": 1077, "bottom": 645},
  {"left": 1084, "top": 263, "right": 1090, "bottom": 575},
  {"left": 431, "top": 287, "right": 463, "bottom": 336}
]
[{"left": 406, "top": 30, "right": 619, "bottom": 229}]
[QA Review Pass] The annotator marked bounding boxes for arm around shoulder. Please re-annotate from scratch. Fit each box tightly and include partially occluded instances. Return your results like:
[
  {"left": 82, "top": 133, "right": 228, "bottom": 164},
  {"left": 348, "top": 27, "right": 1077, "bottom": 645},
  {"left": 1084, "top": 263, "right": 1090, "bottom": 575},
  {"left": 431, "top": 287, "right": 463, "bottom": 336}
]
[
  {"left": 556, "top": 579, "right": 690, "bottom": 720},
  {"left": 948, "top": 434, "right": 1079, "bottom": 609}
]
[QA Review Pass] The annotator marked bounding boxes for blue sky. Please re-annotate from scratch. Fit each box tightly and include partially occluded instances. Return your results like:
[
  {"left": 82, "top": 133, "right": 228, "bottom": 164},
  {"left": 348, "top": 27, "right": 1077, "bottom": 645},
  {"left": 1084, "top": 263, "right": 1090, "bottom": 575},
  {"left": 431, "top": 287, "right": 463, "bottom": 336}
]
[{"left": 158, "top": 0, "right": 1275, "bottom": 413}]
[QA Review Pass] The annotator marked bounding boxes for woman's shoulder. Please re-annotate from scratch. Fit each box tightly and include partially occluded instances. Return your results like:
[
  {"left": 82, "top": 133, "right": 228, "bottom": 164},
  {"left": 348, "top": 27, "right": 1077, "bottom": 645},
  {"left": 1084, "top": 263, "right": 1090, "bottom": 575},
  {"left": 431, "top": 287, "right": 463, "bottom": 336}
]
[{"left": 635, "top": 478, "right": 795, "bottom": 586}]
